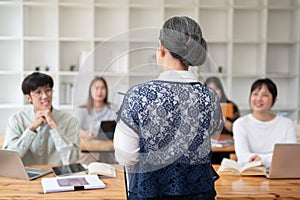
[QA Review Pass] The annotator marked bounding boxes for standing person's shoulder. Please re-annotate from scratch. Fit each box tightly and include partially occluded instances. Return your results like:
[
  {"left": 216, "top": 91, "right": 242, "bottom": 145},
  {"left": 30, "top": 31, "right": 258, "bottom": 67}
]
[
  {"left": 204, "top": 84, "right": 218, "bottom": 97},
  {"left": 124, "top": 80, "right": 155, "bottom": 97}
]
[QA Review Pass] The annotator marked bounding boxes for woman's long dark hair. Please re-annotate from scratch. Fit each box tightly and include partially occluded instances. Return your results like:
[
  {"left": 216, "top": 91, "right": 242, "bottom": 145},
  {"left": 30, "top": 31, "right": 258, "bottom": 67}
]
[{"left": 205, "top": 76, "right": 228, "bottom": 103}]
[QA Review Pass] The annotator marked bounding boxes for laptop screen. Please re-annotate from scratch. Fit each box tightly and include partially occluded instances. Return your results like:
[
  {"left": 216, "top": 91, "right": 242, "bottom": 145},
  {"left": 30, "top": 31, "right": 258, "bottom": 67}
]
[
  {"left": 0, "top": 150, "right": 51, "bottom": 180},
  {"left": 268, "top": 143, "right": 300, "bottom": 179}
]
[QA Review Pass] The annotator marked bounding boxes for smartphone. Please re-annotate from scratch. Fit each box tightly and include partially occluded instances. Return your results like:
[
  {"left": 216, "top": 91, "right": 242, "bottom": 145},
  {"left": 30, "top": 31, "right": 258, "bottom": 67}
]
[{"left": 52, "top": 163, "right": 87, "bottom": 176}]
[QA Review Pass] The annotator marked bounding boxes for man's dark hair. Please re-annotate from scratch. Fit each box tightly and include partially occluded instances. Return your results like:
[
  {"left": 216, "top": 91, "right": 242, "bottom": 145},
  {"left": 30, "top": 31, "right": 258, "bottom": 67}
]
[{"left": 22, "top": 72, "right": 54, "bottom": 95}]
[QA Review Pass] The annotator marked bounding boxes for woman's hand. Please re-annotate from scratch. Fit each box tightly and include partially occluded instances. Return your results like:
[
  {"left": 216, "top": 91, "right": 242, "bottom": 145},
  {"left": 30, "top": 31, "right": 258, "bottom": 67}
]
[
  {"left": 80, "top": 129, "right": 97, "bottom": 140},
  {"left": 249, "top": 154, "right": 262, "bottom": 162}
]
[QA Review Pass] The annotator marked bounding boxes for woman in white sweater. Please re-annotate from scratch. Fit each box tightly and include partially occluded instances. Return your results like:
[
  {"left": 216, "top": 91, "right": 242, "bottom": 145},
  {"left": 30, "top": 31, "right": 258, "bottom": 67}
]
[{"left": 233, "top": 78, "right": 297, "bottom": 168}]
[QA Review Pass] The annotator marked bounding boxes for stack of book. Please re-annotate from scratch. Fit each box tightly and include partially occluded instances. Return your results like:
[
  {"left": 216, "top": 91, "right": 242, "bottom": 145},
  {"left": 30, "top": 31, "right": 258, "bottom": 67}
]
[{"left": 211, "top": 137, "right": 234, "bottom": 148}]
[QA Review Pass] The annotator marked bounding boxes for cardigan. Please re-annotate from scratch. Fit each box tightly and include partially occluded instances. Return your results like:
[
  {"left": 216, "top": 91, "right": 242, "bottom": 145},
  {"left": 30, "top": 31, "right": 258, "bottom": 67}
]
[{"left": 115, "top": 70, "right": 223, "bottom": 199}]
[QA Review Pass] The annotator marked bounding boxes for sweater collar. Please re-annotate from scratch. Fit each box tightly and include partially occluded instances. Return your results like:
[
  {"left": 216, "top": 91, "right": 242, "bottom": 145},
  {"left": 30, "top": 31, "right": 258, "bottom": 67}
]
[{"left": 156, "top": 70, "right": 198, "bottom": 82}]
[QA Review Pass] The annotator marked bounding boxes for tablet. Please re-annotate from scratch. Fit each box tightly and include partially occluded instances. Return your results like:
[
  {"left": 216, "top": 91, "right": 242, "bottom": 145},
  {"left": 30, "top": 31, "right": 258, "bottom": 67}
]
[
  {"left": 97, "top": 120, "right": 116, "bottom": 140},
  {"left": 52, "top": 163, "right": 87, "bottom": 176}
]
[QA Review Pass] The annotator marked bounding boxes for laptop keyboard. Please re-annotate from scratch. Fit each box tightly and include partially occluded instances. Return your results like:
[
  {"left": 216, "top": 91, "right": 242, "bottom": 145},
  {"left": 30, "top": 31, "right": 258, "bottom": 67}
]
[
  {"left": 25, "top": 168, "right": 40, "bottom": 178},
  {"left": 27, "top": 172, "right": 38, "bottom": 178},
  {"left": 25, "top": 168, "right": 47, "bottom": 179}
]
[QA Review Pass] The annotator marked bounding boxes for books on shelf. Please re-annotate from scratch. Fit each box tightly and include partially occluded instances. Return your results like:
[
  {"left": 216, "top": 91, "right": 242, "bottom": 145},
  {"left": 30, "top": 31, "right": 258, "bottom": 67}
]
[
  {"left": 41, "top": 174, "right": 106, "bottom": 193},
  {"left": 218, "top": 158, "right": 266, "bottom": 176},
  {"left": 62, "top": 82, "right": 74, "bottom": 104}
]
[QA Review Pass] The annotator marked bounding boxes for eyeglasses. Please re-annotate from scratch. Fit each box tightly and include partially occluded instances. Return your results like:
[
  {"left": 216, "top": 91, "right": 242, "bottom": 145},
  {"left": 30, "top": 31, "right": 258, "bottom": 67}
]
[{"left": 30, "top": 87, "right": 53, "bottom": 98}]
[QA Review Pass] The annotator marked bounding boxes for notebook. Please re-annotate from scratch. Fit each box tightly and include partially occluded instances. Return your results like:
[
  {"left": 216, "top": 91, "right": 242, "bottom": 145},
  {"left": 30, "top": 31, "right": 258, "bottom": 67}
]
[
  {"left": 97, "top": 120, "right": 116, "bottom": 140},
  {"left": 0, "top": 149, "right": 52, "bottom": 180},
  {"left": 266, "top": 143, "right": 300, "bottom": 179}
]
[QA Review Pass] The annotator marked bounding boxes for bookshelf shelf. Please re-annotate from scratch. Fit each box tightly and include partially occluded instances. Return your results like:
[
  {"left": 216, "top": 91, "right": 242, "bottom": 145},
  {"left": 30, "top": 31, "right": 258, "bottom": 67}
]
[{"left": 0, "top": 0, "right": 299, "bottom": 133}]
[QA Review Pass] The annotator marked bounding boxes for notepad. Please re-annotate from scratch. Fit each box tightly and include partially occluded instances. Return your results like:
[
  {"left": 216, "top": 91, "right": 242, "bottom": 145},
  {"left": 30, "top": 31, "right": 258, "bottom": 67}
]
[{"left": 41, "top": 174, "right": 106, "bottom": 193}]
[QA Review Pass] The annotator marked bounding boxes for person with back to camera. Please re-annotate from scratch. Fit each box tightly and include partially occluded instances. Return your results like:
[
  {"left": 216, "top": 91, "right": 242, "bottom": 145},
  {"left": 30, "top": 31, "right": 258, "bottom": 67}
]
[
  {"left": 75, "top": 76, "right": 116, "bottom": 164},
  {"left": 2, "top": 72, "right": 80, "bottom": 165},
  {"left": 233, "top": 78, "right": 297, "bottom": 169},
  {"left": 205, "top": 76, "right": 240, "bottom": 164},
  {"left": 114, "top": 16, "right": 224, "bottom": 200}
]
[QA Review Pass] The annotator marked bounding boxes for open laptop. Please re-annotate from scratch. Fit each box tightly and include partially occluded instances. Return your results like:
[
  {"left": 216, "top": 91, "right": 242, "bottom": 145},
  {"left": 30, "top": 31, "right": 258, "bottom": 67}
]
[
  {"left": 266, "top": 143, "right": 300, "bottom": 179},
  {"left": 97, "top": 120, "right": 117, "bottom": 140},
  {"left": 0, "top": 149, "right": 52, "bottom": 180}
]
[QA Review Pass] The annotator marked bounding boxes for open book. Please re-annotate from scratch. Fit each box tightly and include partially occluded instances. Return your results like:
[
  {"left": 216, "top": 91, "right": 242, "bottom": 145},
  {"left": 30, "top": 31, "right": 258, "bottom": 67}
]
[
  {"left": 86, "top": 162, "right": 117, "bottom": 178},
  {"left": 41, "top": 174, "right": 106, "bottom": 193},
  {"left": 218, "top": 158, "right": 266, "bottom": 176}
]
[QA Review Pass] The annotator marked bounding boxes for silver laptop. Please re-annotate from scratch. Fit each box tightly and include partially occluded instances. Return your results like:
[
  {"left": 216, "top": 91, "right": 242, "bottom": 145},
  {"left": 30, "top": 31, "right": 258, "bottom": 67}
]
[
  {"left": 266, "top": 143, "right": 300, "bottom": 179},
  {"left": 0, "top": 149, "right": 52, "bottom": 180}
]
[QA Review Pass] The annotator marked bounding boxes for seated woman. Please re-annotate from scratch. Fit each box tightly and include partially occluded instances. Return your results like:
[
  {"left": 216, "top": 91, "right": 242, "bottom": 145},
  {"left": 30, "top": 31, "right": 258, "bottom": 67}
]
[
  {"left": 205, "top": 76, "right": 240, "bottom": 135},
  {"left": 75, "top": 76, "right": 116, "bottom": 164},
  {"left": 206, "top": 76, "right": 240, "bottom": 164},
  {"left": 233, "top": 78, "right": 297, "bottom": 168}
]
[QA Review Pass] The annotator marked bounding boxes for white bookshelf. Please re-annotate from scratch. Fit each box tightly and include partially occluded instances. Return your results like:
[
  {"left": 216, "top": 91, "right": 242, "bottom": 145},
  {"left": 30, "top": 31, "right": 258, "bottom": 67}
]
[{"left": 0, "top": 0, "right": 299, "bottom": 134}]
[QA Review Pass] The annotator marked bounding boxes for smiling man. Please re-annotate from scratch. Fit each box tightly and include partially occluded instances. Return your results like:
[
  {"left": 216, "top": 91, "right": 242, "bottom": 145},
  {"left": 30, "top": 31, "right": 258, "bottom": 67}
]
[{"left": 2, "top": 72, "right": 80, "bottom": 165}]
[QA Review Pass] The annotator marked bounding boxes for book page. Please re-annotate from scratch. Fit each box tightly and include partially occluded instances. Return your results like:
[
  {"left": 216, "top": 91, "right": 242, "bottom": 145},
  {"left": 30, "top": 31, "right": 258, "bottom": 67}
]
[
  {"left": 218, "top": 159, "right": 266, "bottom": 176},
  {"left": 241, "top": 166, "right": 266, "bottom": 176},
  {"left": 218, "top": 158, "right": 242, "bottom": 175},
  {"left": 241, "top": 160, "right": 262, "bottom": 172},
  {"left": 88, "top": 162, "right": 117, "bottom": 178}
]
